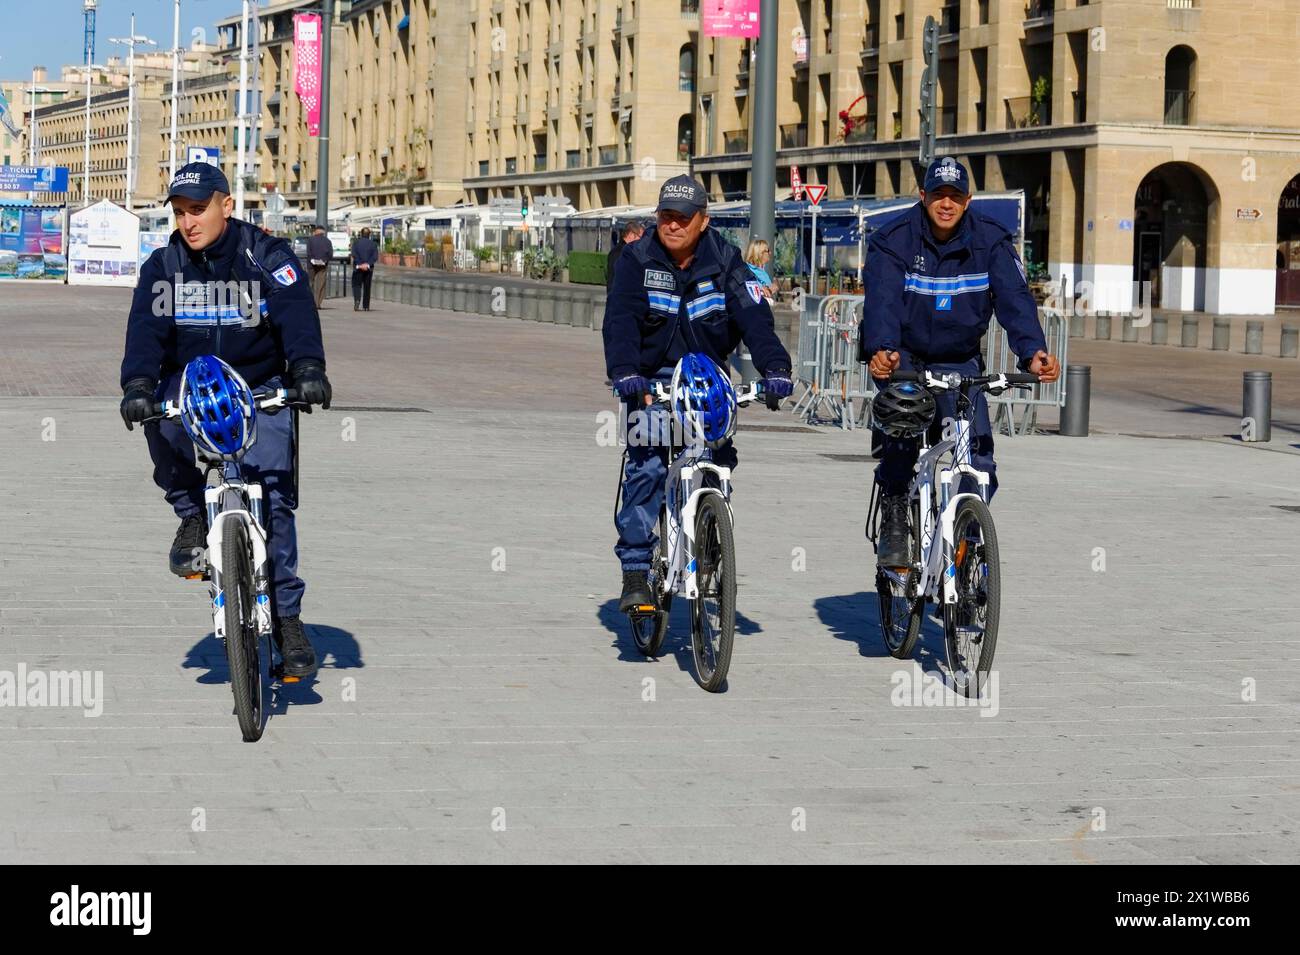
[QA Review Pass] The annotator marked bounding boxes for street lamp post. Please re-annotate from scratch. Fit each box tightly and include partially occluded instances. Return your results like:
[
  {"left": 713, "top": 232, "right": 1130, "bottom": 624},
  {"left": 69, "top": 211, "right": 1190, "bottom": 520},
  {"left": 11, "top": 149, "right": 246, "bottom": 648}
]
[
  {"left": 169, "top": 0, "right": 181, "bottom": 185},
  {"left": 235, "top": 0, "right": 251, "bottom": 218},
  {"left": 109, "top": 17, "right": 157, "bottom": 212},
  {"left": 315, "top": 0, "right": 334, "bottom": 230},
  {"left": 82, "top": 0, "right": 96, "bottom": 206}
]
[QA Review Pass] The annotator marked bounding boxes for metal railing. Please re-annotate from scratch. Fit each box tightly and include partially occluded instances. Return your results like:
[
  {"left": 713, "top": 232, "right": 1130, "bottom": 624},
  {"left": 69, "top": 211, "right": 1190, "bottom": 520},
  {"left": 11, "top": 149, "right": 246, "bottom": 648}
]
[
  {"left": 1005, "top": 96, "right": 1051, "bottom": 128},
  {"left": 780, "top": 123, "right": 808, "bottom": 148},
  {"left": 983, "top": 306, "right": 1070, "bottom": 435},
  {"left": 792, "top": 295, "right": 872, "bottom": 430},
  {"left": 723, "top": 129, "right": 748, "bottom": 153},
  {"left": 1164, "top": 89, "right": 1194, "bottom": 125}
]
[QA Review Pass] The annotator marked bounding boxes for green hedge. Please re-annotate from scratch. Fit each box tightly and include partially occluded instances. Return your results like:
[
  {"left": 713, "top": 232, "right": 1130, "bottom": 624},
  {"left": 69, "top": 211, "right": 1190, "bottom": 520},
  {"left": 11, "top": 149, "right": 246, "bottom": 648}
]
[{"left": 567, "top": 250, "right": 607, "bottom": 286}]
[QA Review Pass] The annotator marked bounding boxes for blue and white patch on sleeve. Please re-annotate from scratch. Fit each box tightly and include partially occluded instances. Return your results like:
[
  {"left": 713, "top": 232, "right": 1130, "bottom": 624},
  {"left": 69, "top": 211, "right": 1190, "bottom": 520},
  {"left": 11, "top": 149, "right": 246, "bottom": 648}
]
[
  {"left": 745, "top": 280, "right": 765, "bottom": 304},
  {"left": 271, "top": 263, "right": 299, "bottom": 287}
]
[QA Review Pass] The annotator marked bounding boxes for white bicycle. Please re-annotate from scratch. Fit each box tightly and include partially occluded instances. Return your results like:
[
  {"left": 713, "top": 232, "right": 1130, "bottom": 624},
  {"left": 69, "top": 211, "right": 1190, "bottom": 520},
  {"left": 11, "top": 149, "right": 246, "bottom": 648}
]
[
  {"left": 870, "top": 369, "right": 1038, "bottom": 694},
  {"left": 144, "top": 382, "right": 309, "bottom": 742},
  {"left": 622, "top": 367, "right": 769, "bottom": 692}
]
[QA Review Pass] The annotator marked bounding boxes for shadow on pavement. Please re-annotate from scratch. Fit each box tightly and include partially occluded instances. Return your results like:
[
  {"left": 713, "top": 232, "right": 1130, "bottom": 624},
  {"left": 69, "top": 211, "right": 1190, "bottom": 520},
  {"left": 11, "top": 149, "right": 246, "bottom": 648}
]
[
  {"left": 596, "top": 597, "right": 762, "bottom": 689},
  {"left": 183, "top": 623, "right": 363, "bottom": 713},
  {"left": 1128, "top": 389, "right": 1300, "bottom": 436},
  {"left": 814, "top": 591, "right": 946, "bottom": 671}
]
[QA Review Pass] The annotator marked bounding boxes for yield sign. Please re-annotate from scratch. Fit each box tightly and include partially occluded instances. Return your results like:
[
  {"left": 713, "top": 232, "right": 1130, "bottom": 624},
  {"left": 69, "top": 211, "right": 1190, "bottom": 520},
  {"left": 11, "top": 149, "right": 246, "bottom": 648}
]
[{"left": 805, "top": 183, "right": 827, "bottom": 206}]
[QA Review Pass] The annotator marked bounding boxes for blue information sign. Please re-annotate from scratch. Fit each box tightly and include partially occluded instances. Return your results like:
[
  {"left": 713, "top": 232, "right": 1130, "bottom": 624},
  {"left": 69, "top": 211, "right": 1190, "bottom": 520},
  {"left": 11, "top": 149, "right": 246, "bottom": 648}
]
[{"left": 0, "top": 166, "right": 70, "bottom": 193}]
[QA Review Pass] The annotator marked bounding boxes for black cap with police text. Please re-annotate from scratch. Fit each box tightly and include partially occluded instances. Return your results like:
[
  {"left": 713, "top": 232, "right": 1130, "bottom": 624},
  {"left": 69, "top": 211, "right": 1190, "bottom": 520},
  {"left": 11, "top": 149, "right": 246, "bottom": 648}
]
[
  {"left": 167, "top": 161, "right": 230, "bottom": 201},
  {"left": 656, "top": 175, "right": 708, "bottom": 215},
  {"left": 922, "top": 156, "right": 970, "bottom": 195}
]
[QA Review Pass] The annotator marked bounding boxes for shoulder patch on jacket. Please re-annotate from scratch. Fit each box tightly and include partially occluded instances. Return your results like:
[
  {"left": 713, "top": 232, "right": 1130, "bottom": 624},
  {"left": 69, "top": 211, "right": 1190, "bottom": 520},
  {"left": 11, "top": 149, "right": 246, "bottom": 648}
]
[
  {"left": 272, "top": 262, "right": 299, "bottom": 287},
  {"left": 744, "top": 281, "right": 764, "bottom": 304}
]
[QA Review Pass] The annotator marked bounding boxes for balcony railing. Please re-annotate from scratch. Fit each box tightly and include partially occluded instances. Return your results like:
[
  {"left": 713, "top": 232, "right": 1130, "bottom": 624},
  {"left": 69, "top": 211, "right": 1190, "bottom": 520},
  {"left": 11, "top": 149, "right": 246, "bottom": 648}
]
[
  {"left": 975, "top": 101, "right": 986, "bottom": 131},
  {"left": 1024, "top": 0, "right": 1054, "bottom": 20},
  {"left": 780, "top": 123, "right": 807, "bottom": 149},
  {"left": 1164, "top": 89, "right": 1194, "bottom": 125},
  {"left": 723, "top": 129, "right": 748, "bottom": 153},
  {"left": 1005, "top": 96, "right": 1051, "bottom": 127},
  {"left": 863, "top": 23, "right": 878, "bottom": 51},
  {"left": 940, "top": 4, "right": 960, "bottom": 35},
  {"left": 1072, "top": 89, "right": 1086, "bottom": 123},
  {"left": 1167, "top": 0, "right": 1196, "bottom": 8},
  {"left": 565, "top": 150, "right": 581, "bottom": 169},
  {"left": 845, "top": 118, "right": 876, "bottom": 142},
  {"left": 534, "top": 154, "right": 547, "bottom": 171},
  {"left": 681, "top": 0, "right": 699, "bottom": 15},
  {"left": 940, "top": 106, "right": 956, "bottom": 135},
  {"left": 598, "top": 145, "right": 619, "bottom": 165}
]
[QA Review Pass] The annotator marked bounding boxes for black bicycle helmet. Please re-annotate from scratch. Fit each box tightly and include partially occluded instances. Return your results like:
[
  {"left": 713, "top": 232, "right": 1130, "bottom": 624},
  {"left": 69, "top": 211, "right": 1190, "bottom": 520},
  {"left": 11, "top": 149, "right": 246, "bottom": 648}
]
[{"left": 871, "top": 380, "right": 936, "bottom": 437}]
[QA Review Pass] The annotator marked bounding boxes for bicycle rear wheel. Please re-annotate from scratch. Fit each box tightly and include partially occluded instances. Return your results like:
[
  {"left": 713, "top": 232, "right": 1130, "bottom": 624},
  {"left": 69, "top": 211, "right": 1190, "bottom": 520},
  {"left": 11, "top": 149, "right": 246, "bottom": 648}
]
[
  {"left": 877, "top": 499, "right": 924, "bottom": 659},
  {"left": 690, "top": 493, "right": 735, "bottom": 692},
  {"left": 221, "top": 521, "right": 267, "bottom": 742},
  {"left": 943, "top": 497, "right": 1000, "bottom": 697},
  {"left": 629, "top": 509, "right": 672, "bottom": 657}
]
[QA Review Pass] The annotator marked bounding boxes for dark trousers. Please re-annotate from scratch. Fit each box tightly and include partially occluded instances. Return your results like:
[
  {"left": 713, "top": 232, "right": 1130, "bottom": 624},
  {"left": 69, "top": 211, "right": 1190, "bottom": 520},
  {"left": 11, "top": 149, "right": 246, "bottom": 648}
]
[
  {"left": 874, "top": 354, "right": 997, "bottom": 499},
  {"left": 615, "top": 396, "right": 737, "bottom": 570},
  {"left": 352, "top": 267, "right": 373, "bottom": 308},
  {"left": 144, "top": 372, "right": 305, "bottom": 618}
]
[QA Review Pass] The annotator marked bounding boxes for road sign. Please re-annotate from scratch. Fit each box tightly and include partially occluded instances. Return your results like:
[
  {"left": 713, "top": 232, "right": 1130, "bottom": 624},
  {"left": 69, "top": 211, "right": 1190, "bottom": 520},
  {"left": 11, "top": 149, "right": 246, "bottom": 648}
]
[
  {"left": 186, "top": 146, "right": 220, "bottom": 167},
  {"left": 791, "top": 165, "right": 803, "bottom": 200},
  {"left": 805, "top": 183, "right": 827, "bottom": 206}
]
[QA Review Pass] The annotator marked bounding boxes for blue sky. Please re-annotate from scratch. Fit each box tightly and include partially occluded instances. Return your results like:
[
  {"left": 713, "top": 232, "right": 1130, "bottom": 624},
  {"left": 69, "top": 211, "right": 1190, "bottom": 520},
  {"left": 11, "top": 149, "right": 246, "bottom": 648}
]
[{"left": 0, "top": 0, "right": 230, "bottom": 81}]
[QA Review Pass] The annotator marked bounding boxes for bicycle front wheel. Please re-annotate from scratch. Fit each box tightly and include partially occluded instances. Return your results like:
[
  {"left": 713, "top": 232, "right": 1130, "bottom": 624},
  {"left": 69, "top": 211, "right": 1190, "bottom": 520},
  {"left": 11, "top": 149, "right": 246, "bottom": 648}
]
[
  {"left": 944, "top": 497, "right": 1001, "bottom": 697},
  {"left": 222, "top": 521, "right": 266, "bottom": 742},
  {"left": 690, "top": 493, "right": 735, "bottom": 692}
]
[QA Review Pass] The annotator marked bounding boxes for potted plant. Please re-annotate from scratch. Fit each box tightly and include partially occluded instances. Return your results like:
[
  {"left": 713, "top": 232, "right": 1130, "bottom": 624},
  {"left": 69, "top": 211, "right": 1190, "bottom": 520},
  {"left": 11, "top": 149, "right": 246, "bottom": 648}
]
[{"left": 475, "top": 246, "right": 496, "bottom": 272}]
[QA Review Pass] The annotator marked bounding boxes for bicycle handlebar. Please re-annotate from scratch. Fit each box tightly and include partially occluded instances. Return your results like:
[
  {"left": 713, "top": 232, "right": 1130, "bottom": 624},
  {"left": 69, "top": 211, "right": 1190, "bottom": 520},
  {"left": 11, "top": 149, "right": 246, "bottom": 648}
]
[
  {"left": 645, "top": 380, "right": 766, "bottom": 406},
  {"left": 142, "top": 386, "right": 309, "bottom": 425},
  {"left": 891, "top": 369, "right": 1040, "bottom": 392}
]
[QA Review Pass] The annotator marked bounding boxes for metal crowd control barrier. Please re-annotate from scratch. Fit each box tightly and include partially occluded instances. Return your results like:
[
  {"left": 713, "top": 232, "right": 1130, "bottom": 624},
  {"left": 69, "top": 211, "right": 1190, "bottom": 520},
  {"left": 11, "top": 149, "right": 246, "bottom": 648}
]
[
  {"left": 791, "top": 294, "right": 873, "bottom": 430},
  {"left": 982, "top": 306, "right": 1070, "bottom": 436}
]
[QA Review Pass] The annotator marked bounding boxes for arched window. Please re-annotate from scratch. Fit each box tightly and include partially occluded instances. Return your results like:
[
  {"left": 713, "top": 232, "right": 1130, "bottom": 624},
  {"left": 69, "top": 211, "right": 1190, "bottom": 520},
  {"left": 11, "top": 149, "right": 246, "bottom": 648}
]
[
  {"left": 1164, "top": 46, "right": 1196, "bottom": 125},
  {"left": 679, "top": 44, "right": 695, "bottom": 93}
]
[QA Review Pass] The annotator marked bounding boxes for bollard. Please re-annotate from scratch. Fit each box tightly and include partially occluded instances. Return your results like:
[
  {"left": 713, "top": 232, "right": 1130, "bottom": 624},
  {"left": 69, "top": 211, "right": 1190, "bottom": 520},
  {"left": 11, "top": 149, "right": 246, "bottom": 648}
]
[
  {"left": 557, "top": 288, "right": 577, "bottom": 325},
  {"left": 506, "top": 283, "right": 523, "bottom": 319},
  {"left": 1151, "top": 314, "right": 1168, "bottom": 345},
  {"left": 400, "top": 277, "right": 414, "bottom": 306},
  {"left": 1122, "top": 314, "right": 1138, "bottom": 342},
  {"left": 453, "top": 282, "right": 468, "bottom": 312},
  {"left": 587, "top": 293, "right": 606, "bottom": 331},
  {"left": 1281, "top": 323, "right": 1298, "bottom": 359},
  {"left": 1180, "top": 315, "right": 1198, "bottom": 348},
  {"left": 1059, "top": 364, "right": 1090, "bottom": 436},
  {"left": 1244, "top": 320, "right": 1263, "bottom": 355},
  {"left": 1242, "top": 371, "right": 1272, "bottom": 442},
  {"left": 522, "top": 288, "right": 539, "bottom": 321},
  {"left": 1068, "top": 311, "right": 1084, "bottom": 339},
  {"left": 1212, "top": 317, "right": 1230, "bottom": 351},
  {"left": 419, "top": 281, "right": 432, "bottom": 309},
  {"left": 1095, "top": 313, "right": 1111, "bottom": 340},
  {"left": 539, "top": 288, "right": 557, "bottom": 323}
]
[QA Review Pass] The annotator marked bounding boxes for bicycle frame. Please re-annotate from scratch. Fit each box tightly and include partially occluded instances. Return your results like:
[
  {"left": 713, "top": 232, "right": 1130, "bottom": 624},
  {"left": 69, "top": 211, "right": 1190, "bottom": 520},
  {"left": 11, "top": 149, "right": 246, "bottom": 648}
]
[{"left": 905, "top": 416, "right": 992, "bottom": 608}]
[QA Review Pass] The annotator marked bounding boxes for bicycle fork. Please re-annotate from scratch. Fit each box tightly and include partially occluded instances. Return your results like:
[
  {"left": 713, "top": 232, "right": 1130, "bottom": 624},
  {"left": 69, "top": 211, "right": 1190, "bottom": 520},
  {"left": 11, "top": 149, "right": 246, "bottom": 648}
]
[{"left": 204, "top": 483, "right": 274, "bottom": 642}]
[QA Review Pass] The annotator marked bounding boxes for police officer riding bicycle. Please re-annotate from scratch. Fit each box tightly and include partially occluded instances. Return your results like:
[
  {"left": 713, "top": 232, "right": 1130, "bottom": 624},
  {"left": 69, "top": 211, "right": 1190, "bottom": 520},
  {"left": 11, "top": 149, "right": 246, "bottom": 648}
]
[
  {"left": 605, "top": 175, "right": 794, "bottom": 612},
  {"left": 118, "top": 162, "right": 333, "bottom": 679},
  {"left": 861, "top": 157, "right": 1061, "bottom": 568}
]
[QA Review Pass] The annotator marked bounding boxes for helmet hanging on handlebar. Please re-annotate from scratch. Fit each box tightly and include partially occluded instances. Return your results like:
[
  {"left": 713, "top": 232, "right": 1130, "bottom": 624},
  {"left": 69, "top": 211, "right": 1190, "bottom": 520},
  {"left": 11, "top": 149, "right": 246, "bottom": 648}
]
[
  {"left": 671, "top": 352, "right": 738, "bottom": 449},
  {"left": 178, "top": 354, "right": 258, "bottom": 459},
  {"left": 871, "top": 380, "right": 937, "bottom": 438}
]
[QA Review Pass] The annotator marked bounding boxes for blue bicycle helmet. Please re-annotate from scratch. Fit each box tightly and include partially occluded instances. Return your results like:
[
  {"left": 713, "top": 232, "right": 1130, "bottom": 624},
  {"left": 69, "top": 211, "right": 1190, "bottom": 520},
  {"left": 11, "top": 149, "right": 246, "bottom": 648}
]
[
  {"left": 671, "top": 352, "right": 738, "bottom": 449},
  {"left": 178, "top": 355, "right": 257, "bottom": 458}
]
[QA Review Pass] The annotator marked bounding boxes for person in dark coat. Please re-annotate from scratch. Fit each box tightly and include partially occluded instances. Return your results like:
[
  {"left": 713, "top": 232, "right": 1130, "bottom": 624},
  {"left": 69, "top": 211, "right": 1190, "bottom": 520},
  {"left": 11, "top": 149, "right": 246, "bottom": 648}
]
[
  {"left": 350, "top": 228, "right": 379, "bottom": 311},
  {"left": 305, "top": 226, "right": 333, "bottom": 307},
  {"left": 606, "top": 219, "right": 645, "bottom": 292}
]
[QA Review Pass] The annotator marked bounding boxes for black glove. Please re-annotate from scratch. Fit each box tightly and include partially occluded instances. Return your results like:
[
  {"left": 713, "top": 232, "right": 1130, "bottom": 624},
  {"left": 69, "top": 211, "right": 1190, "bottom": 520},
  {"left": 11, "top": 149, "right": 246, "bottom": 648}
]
[
  {"left": 120, "top": 377, "right": 157, "bottom": 431},
  {"left": 291, "top": 359, "right": 332, "bottom": 410},
  {"left": 612, "top": 373, "right": 650, "bottom": 407},
  {"left": 762, "top": 369, "right": 793, "bottom": 411}
]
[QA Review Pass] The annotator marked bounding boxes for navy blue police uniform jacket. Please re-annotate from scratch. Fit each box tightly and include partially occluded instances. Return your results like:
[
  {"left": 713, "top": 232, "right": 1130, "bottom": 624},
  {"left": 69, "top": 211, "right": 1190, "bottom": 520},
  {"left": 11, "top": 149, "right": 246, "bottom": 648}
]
[
  {"left": 603, "top": 227, "right": 791, "bottom": 381},
  {"left": 859, "top": 204, "right": 1046, "bottom": 367},
  {"left": 120, "top": 218, "right": 326, "bottom": 390}
]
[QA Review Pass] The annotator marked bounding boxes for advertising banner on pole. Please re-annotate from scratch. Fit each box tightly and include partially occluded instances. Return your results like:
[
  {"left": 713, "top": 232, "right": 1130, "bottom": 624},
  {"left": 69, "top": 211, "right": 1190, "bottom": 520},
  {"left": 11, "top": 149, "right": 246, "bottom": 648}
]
[
  {"left": 0, "top": 202, "right": 66, "bottom": 281},
  {"left": 0, "top": 165, "right": 71, "bottom": 194},
  {"left": 702, "top": 0, "right": 761, "bottom": 38},
  {"left": 293, "top": 14, "right": 323, "bottom": 137},
  {"left": 68, "top": 199, "right": 141, "bottom": 287}
]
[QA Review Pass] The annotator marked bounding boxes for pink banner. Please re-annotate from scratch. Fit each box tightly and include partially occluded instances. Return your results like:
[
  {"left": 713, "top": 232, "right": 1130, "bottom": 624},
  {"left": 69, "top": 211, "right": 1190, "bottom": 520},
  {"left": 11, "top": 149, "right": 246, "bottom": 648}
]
[
  {"left": 293, "top": 14, "right": 322, "bottom": 136},
  {"left": 702, "top": 0, "right": 761, "bottom": 38}
]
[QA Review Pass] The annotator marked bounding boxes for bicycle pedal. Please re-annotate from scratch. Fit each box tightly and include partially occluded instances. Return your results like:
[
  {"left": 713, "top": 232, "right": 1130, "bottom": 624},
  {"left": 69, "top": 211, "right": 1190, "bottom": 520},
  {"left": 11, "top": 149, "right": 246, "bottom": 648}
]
[{"left": 280, "top": 674, "right": 302, "bottom": 684}]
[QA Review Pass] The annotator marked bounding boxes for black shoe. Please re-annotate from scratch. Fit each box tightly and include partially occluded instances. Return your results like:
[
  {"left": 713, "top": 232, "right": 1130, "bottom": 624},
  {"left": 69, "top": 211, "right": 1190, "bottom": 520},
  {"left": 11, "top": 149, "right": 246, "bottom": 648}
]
[
  {"left": 876, "top": 494, "right": 911, "bottom": 568},
  {"left": 619, "top": 570, "right": 653, "bottom": 613},
  {"left": 274, "top": 615, "right": 318, "bottom": 678},
  {"left": 169, "top": 514, "right": 207, "bottom": 577}
]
